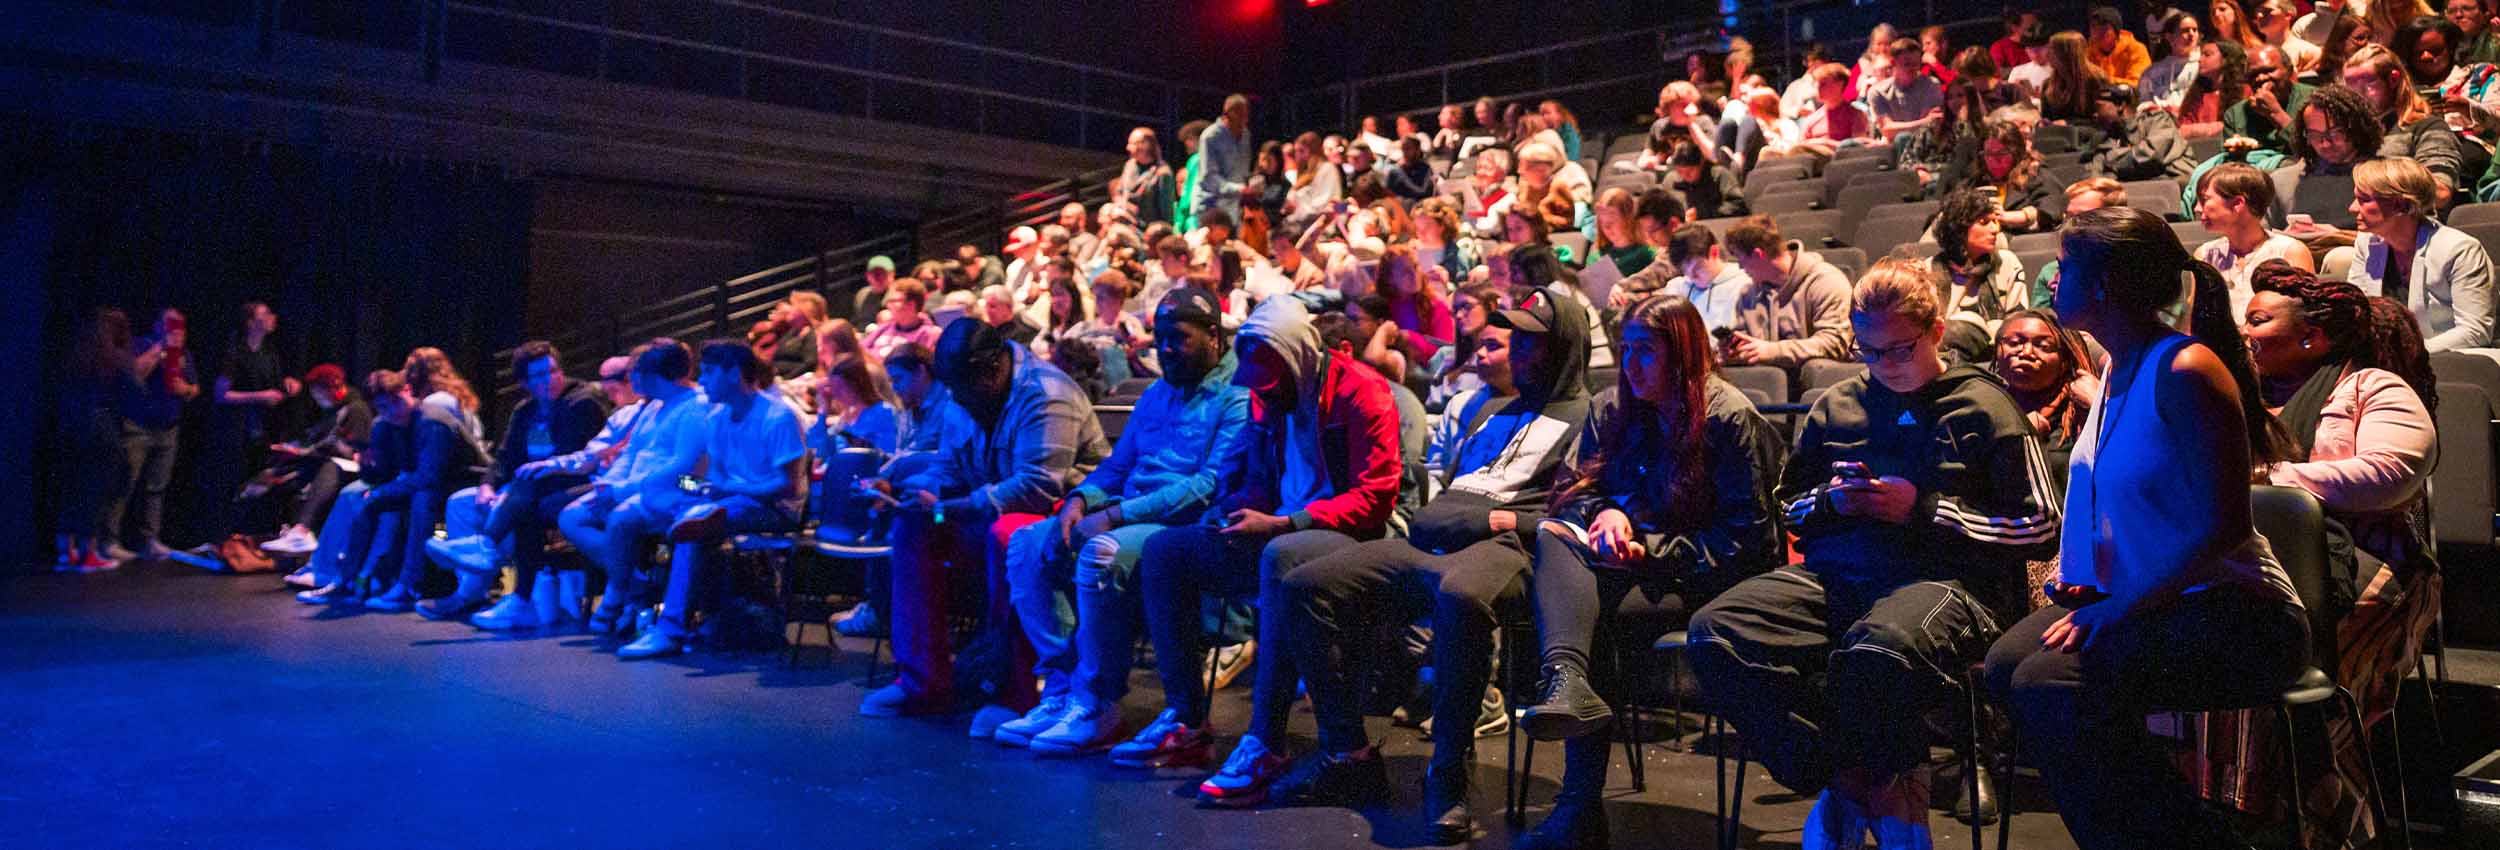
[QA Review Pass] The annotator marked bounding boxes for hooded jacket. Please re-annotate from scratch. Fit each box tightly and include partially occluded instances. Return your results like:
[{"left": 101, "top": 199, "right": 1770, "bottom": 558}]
[
  {"left": 1550, "top": 378, "right": 1786, "bottom": 589},
  {"left": 371, "top": 398, "right": 486, "bottom": 501},
  {"left": 1408, "top": 285, "right": 1593, "bottom": 554},
  {"left": 1617, "top": 242, "right": 1854, "bottom": 369},
  {"left": 1779, "top": 364, "right": 2060, "bottom": 606},
  {"left": 1210, "top": 298, "right": 1402, "bottom": 536},
  {"left": 488, "top": 380, "right": 611, "bottom": 487},
  {"left": 903, "top": 346, "right": 1110, "bottom": 523},
  {"left": 1070, "top": 350, "right": 1253, "bottom": 526}
]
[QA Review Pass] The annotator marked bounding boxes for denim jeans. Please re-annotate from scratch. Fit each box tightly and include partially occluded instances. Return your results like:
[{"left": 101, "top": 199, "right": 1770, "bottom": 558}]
[
  {"left": 311, "top": 480, "right": 393, "bottom": 586},
  {"left": 344, "top": 487, "right": 448, "bottom": 591},
  {"left": 654, "top": 495, "right": 800, "bottom": 639},
  {"left": 561, "top": 489, "right": 680, "bottom": 618},
  {"left": 450, "top": 474, "right": 590, "bottom": 598},
  {"left": 1004, "top": 520, "right": 1170, "bottom": 706}
]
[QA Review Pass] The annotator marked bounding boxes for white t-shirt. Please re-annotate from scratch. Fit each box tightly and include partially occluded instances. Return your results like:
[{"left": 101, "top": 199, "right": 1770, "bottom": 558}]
[
  {"left": 609, "top": 386, "right": 712, "bottom": 495},
  {"left": 703, "top": 392, "right": 807, "bottom": 511},
  {"left": 2197, "top": 232, "right": 2309, "bottom": 319},
  {"left": 2009, "top": 62, "right": 2053, "bottom": 95}
]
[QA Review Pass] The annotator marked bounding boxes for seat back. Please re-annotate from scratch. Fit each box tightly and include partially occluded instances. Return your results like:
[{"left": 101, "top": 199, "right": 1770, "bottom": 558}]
[
  {"left": 1798, "top": 358, "right": 1867, "bottom": 391},
  {"left": 2250, "top": 484, "right": 2336, "bottom": 667},
  {"left": 1837, "top": 182, "right": 1913, "bottom": 229},
  {"left": 1756, "top": 183, "right": 1824, "bottom": 214},
  {"left": 2122, "top": 179, "right": 2185, "bottom": 220},
  {"left": 1817, "top": 246, "right": 1870, "bottom": 281},
  {"left": 1851, "top": 216, "right": 1934, "bottom": 258},
  {"left": 1096, "top": 404, "right": 1135, "bottom": 446},
  {"left": 2431, "top": 381, "right": 2497, "bottom": 552},
  {"left": 818, "top": 447, "right": 887, "bottom": 544},
  {"left": 1821, "top": 156, "right": 1888, "bottom": 207},
  {"left": 1780, "top": 209, "right": 1848, "bottom": 249},
  {"left": 2008, "top": 231, "right": 2063, "bottom": 255},
  {"left": 2169, "top": 220, "right": 2216, "bottom": 250},
  {"left": 2448, "top": 202, "right": 2500, "bottom": 229},
  {"left": 1722, "top": 364, "right": 1793, "bottom": 405},
  {"left": 1695, "top": 216, "right": 1745, "bottom": 239}
]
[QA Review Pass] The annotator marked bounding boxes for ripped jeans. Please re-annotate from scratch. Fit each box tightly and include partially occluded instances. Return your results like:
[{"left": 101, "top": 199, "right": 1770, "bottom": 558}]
[
  {"left": 1004, "top": 520, "right": 1171, "bottom": 708},
  {"left": 1684, "top": 564, "right": 2005, "bottom": 794}
]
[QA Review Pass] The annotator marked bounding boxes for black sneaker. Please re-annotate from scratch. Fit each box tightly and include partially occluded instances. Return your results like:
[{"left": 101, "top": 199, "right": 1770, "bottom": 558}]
[
  {"left": 1521, "top": 661, "right": 1613, "bottom": 741},
  {"left": 1516, "top": 796, "right": 1609, "bottom": 850},
  {"left": 1265, "top": 747, "right": 1391, "bottom": 809},
  {"left": 1422, "top": 761, "right": 1474, "bottom": 845}
]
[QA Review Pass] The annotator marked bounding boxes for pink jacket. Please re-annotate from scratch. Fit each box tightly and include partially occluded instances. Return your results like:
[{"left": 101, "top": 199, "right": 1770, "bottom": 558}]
[{"left": 2267, "top": 367, "right": 2434, "bottom": 514}]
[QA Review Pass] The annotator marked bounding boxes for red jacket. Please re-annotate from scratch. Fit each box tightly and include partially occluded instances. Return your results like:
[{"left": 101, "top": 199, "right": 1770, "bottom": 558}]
[{"left": 1213, "top": 351, "right": 1402, "bottom": 537}]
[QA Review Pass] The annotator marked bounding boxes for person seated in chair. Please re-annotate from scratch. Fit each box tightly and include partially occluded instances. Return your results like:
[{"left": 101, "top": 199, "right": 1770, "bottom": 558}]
[
  {"left": 421, "top": 341, "right": 611, "bottom": 621},
  {"left": 1687, "top": 257, "right": 2060, "bottom": 848},
  {"left": 295, "top": 370, "right": 412, "bottom": 604},
  {"left": 856, "top": 320, "right": 1108, "bottom": 731},
  {"left": 463, "top": 355, "right": 645, "bottom": 631},
  {"left": 615, "top": 341, "right": 808, "bottom": 659},
  {"left": 1124, "top": 297, "right": 1402, "bottom": 800},
  {"left": 992, "top": 288, "right": 1252, "bottom": 754},
  {"left": 1263, "top": 285, "right": 1591, "bottom": 842},
  {"left": 1512, "top": 294, "right": 1788, "bottom": 850},
  {"left": 331, "top": 351, "right": 489, "bottom": 612},
  {"left": 557, "top": 339, "right": 714, "bottom": 636}
]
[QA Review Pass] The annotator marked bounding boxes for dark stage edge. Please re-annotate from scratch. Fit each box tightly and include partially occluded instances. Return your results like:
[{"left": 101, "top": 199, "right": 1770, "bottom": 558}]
[{"left": 1, "top": 560, "right": 2093, "bottom": 850}]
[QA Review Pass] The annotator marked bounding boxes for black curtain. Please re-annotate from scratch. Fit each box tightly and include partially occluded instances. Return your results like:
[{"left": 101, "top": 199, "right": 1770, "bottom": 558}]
[{"left": 10, "top": 124, "right": 532, "bottom": 566}]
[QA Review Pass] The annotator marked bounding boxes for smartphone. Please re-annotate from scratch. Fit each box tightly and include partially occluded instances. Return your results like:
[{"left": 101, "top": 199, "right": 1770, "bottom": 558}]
[
  {"left": 677, "top": 474, "right": 705, "bottom": 494},
  {"left": 1830, "top": 461, "right": 1874, "bottom": 484}
]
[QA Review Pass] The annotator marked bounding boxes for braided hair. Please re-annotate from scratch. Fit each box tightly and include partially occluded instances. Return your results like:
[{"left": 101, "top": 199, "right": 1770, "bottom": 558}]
[{"left": 2248, "top": 259, "right": 2440, "bottom": 413}]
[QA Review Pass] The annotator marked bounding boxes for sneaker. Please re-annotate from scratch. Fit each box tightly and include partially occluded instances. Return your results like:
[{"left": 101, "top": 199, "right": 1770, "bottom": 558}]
[
  {"left": 1207, "top": 639, "right": 1256, "bottom": 690},
  {"left": 667, "top": 504, "right": 728, "bottom": 543},
  {"left": 616, "top": 630, "right": 684, "bottom": 660},
  {"left": 470, "top": 595, "right": 540, "bottom": 631},
  {"left": 833, "top": 601, "right": 883, "bottom": 638},
  {"left": 858, "top": 682, "right": 943, "bottom": 718},
  {"left": 1522, "top": 661, "right": 1614, "bottom": 742},
  {"left": 992, "top": 694, "right": 1071, "bottom": 748},
  {"left": 1516, "top": 796, "right": 1610, "bottom": 850},
  {"left": 101, "top": 542, "right": 138, "bottom": 562},
  {"left": 1802, "top": 789, "right": 1874, "bottom": 850},
  {"left": 282, "top": 567, "right": 321, "bottom": 589},
  {"left": 968, "top": 705, "right": 1021, "bottom": 740},
  {"left": 1420, "top": 684, "right": 1510, "bottom": 739},
  {"left": 361, "top": 584, "right": 419, "bottom": 612},
  {"left": 1196, "top": 735, "right": 1291, "bottom": 808},
  {"left": 297, "top": 583, "right": 354, "bottom": 605},
  {"left": 417, "top": 593, "right": 487, "bottom": 622},
  {"left": 1265, "top": 746, "right": 1391, "bottom": 809},
  {"left": 1030, "top": 701, "right": 1124, "bottom": 756},
  {"left": 78, "top": 553, "right": 120, "bottom": 572},
  {"left": 423, "top": 534, "right": 500, "bottom": 576},
  {"left": 1107, "top": 708, "right": 1211, "bottom": 768},
  {"left": 260, "top": 527, "right": 318, "bottom": 555}
]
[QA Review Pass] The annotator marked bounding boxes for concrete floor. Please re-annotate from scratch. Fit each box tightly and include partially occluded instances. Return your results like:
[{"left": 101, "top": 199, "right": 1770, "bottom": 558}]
[{"left": 0, "top": 559, "right": 2142, "bottom": 850}]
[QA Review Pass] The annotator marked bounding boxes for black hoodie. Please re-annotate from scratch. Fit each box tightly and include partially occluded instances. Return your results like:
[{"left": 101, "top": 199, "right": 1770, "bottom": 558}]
[
  {"left": 1778, "top": 364, "right": 2061, "bottom": 610},
  {"left": 1405, "top": 283, "right": 1591, "bottom": 554},
  {"left": 1550, "top": 377, "right": 1786, "bottom": 591}
]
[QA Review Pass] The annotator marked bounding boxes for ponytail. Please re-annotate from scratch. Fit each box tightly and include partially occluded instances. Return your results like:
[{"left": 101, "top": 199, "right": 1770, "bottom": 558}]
[{"left": 2184, "top": 259, "right": 2293, "bottom": 469}]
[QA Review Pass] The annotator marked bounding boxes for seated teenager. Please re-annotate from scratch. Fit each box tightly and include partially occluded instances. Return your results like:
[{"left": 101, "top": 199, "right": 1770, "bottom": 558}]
[
  {"left": 857, "top": 321, "right": 1109, "bottom": 731},
  {"left": 2195, "top": 161, "right": 2318, "bottom": 318},
  {"left": 1688, "top": 257, "right": 2060, "bottom": 848},
  {"left": 826, "top": 343, "right": 951, "bottom": 640},
  {"left": 1374, "top": 244, "right": 1457, "bottom": 356},
  {"left": 556, "top": 339, "right": 713, "bottom": 634},
  {"left": 614, "top": 341, "right": 808, "bottom": 659},
  {"left": 1927, "top": 188, "right": 2031, "bottom": 336},
  {"left": 991, "top": 289, "right": 1251, "bottom": 754},
  {"left": 1423, "top": 283, "right": 1504, "bottom": 411},
  {"left": 331, "top": 352, "right": 487, "bottom": 611},
  {"left": 262, "top": 365, "right": 371, "bottom": 561},
  {"left": 1984, "top": 206, "right": 2306, "bottom": 850},
  {"left": 421, "top": 341, "right": 611, "bottom": 620},
  {"left": 1126, "top": 297, "right": 1401, "bottom": 802},
  {"left": 1962, "top": 121, "right": 2065, "bottom": 234},
  {"left": 1792, "top": 62, "right": 1877, "bottom": 159},
  {"left": 1601, "top": 188, "right": 1694, "bottom": 308},
  {"left": 862, "top": 279, "right": 941, "bottom": 361},
  {"left": 462, "top": 355, "right": 643, "bottom": 631},
  {"left": 1715, "top": 215, "right": 1857, "bottom": 370},
  {"left": 1665, "top": 141, "right": 1747, "bottom": 219},
  {"left": 1514, "top": 294, "right": 1787, "bottom": 850},
  {"left": 295, "top": 370, "right": 411, "bottom": 603},
  {"left": 2346, "top": 156, "right": 2496, "bottom": 351},
  {"left": 1663, "top": 223, "right": 1754, "bottom": 333},
  {"left": 809, "top": 356, "right": 901, "bottom": 457},
  {"left": 1266, "top": 288, "right": 1593, "bottom": 841},
  {"left": 2342, "top": 44, "right": 2465, "bottom": 205},
  {"left": 2236, "top": 262, "right": 2440, "bottom": 829},
  {"left": 1991, "top": 310, "right": 2102, "bottom": 471}
]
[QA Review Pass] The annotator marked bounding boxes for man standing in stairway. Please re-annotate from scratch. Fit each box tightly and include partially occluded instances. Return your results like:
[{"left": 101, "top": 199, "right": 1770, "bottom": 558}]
[{"left": 1194, "top": 94, "right": 1253, "bottom": 237}]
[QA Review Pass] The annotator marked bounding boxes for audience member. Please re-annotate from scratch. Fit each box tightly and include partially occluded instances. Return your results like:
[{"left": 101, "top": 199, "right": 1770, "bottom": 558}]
[
  {"left": 1930, "top": 188, "right": 2032, "bottom": 334},
  {"left": 421, "top": 341, "right": 609, "bottom": 620},
  {"left": 2088, "top": 5, "right": 2155, "bottom": 85},
  {"left": 1663, "top": 224, "right": 1752, "bottom": 333},
  {"left": 298, "top": 371, "right": 413, "bottom": 602},
  {"left": 2270, "top": 83, "right": 2385, "bottom": 230},
  {"left": 2347, "top": 156, "right": 2496, "bottom": 350},
  {"left": 2141, "top": 9, "right": 2206, "bottom": 108},
  {"left": 1665, "top": 141, "right": 1746, "bottom": 219},
  {"left": 2458, "top": 0, "right": 2500, "bottom": 64},
  {"left": 1866, "top": 38, "right": 1947, "bottom": 141},
  {"left": 556, "top": 339, "right": 711, "bottom": 629},
  {"left": 2224, "top": 44, "right": 2313, "bottom": 153},
  {"left": 1717, "top": 215, "right": 1856, "bottom": 369},
  {"left": 262, "top": 365, "right": 370, "bottom": 563},
  {"left": 1115, "top": 127, "right": 1177, "bottom": 227},
  {"left": 463, "top": 355, "right": 641, "bottom": 631},
  {"left": 1195, "top": 96, "right": 1254, "bottom": 230},
  {"left": 1992, "top": 309, "right": 2102, "bottom": 468},
  {"left": 2195, "top": 161, "right": 2317, "bottom": 316},
  {"left": 2344, "top": 43, "right": 2465, "bottom": 200}
]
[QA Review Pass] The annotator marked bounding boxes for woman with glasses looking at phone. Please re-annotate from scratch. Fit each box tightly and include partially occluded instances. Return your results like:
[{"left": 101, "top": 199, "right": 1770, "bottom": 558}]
[{"left": 1686, "top": 257, "right": 2062, "bottom": 849}]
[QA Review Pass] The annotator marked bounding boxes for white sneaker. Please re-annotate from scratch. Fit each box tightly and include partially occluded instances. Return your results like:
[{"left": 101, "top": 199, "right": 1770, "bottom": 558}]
[
  {"left": 967, "top": 704, "right": 1021, "bottom": 740},
  {"left": 992, "top": 695, "right": 1071, "bottom": 747},
  {"left": 470, "top": 595, "right": 539, "bottom": 631},
  {"left": 1029, "top": 701, "right": 1123, "bottom": 756},
  {"left": 261, "top": 528, "right": 318, "bottom": 555},
  {"left": 283, "top": 567, "right": 320, "bottom": 589}
]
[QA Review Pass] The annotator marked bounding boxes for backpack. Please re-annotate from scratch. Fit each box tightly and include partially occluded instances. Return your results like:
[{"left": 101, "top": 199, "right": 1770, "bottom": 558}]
[{"left": 2090, "top": 109, "right": 2197, "bottom": 183}]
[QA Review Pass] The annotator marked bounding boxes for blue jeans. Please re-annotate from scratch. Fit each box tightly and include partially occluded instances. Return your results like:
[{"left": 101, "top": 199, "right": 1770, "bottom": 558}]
[
  {"left": 655, "top": 495, "right": 799, "bottom": 639},
  {"left": 1004, "top": 520, "right": 1170, "bottom": 706},
  {"left": 310, "top": 480, "right": 393, "bottom": 586},
  {"left": 560, "top": 489, "right": 680, "bottom": 618}
]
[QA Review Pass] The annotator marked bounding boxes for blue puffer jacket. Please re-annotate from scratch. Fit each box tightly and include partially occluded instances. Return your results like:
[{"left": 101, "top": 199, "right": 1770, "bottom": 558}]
[{"left": 1069, "top": 351, "right": 1251, "bottom": 525}]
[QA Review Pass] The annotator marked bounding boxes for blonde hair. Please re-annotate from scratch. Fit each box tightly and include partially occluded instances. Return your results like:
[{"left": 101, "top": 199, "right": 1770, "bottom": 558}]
[
  {"left": 1516, "top": 140, "right": 1563, "bottom": 166},
  {"left": 1594, "top": 187, "right": 1642, "bottom": 252},
  {"left": 1851, "top": 256, "right": 1943, "bottom": 327},
  {"left": 2066, "top": 176, "right": 2127, "bottom": 205},
  {"left": 2352, "top": 157, "right": 2439, "bottom": 218},
  {"left": 2343, "top": 43, "right": 2429, "bottom": 123},
  {"left": 787, "top": 290, "right": 828, "bottom": 325},
  {"left": 403, "top": 347, "right": 479, "bottom": 413}
]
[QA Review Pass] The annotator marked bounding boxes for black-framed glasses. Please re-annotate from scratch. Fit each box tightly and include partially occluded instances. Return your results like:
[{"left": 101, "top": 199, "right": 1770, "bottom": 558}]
[{"left": 1854, "top": 336, "right": 1924, "bottom": 365}]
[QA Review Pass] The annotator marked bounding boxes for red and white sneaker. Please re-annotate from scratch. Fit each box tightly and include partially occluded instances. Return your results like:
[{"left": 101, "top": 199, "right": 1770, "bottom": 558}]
[
  {"left": 1195, "top": 735, "right": 1290, "bottom": 808},
  {"left": 1106, "top": 708, "right": 1211, "bottom": 769}
]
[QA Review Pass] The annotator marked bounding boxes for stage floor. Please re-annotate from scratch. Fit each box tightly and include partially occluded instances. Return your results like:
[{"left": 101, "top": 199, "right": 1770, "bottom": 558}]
[{"left": 5, "top": 560, "right": 2102, "bottom": 850}]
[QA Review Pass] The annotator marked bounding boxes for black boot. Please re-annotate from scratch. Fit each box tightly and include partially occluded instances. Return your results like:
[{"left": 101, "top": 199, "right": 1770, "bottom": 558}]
[
  {"left": 1522, "top": 661, "right": 1613, "bottom": 742},
  {"left": 1946, "top": 758, "right": 1999, "bottom": 826},
  {"left": 1516, "top": 795, "right": 1609, "bottom": 850},
  {"left": 1423, "top": 758, "right": 1474, "bottom": 845}
]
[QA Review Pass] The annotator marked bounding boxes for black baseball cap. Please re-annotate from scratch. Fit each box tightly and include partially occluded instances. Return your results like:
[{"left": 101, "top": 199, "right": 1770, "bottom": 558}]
[
  {"left": 1156, "top": 286, "right": 1225, "bottom": 331},
  {"left": 1488, "top": 290, "right": 1560, "bottom": 335}
]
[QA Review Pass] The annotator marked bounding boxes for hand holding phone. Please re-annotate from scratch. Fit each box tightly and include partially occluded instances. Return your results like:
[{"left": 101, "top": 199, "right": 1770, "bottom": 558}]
[{"left": 1830, "top": 461, "right": 1875, "bottom": 486}]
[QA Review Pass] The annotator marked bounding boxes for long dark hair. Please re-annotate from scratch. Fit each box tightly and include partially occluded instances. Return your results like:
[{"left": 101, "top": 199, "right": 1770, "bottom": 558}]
[
  {"left": 1551, "top": 295, "right": 1715, "bottom": 523},
  {"left": 69, "top": 306, "right": 133, "bottom": 380},
  {"left": 2248, "top": 259, "right": 2439, "bottom": 413},
  {"left": 2062, "top": 206, "right": 2290, "bottom": 468}
]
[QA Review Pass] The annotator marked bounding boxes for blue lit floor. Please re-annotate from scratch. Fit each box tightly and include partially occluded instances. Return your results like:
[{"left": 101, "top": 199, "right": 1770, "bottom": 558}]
[{"left": 2, "top": 560, "right": 2107, "bottom": 850}]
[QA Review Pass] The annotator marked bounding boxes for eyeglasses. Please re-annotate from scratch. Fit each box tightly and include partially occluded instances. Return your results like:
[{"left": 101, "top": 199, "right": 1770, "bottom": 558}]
[
  {"left": 2302, "top": 128, "right": 2349, "bottom": 144},
  {"left": 1854, "top": 336, "right": 1926, "bottom": 365}
]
